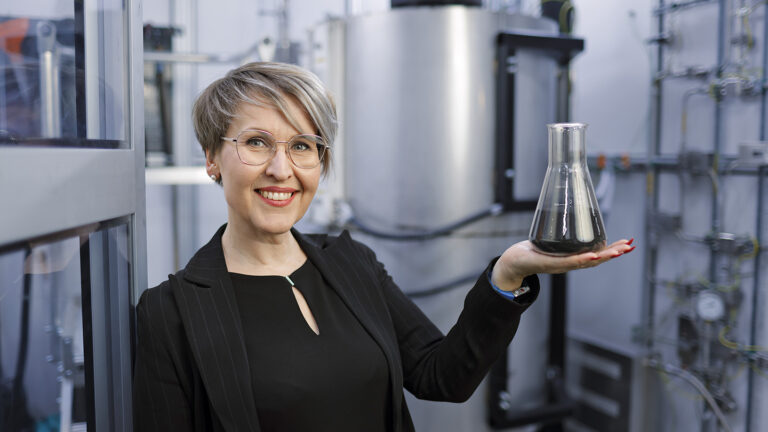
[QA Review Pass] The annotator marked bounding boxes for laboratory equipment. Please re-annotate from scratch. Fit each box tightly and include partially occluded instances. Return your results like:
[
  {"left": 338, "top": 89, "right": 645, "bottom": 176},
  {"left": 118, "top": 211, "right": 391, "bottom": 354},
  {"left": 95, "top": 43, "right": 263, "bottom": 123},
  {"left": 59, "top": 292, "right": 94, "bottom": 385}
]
[{"left": 529, "top": 123, "right": 606, "bottom": 255}]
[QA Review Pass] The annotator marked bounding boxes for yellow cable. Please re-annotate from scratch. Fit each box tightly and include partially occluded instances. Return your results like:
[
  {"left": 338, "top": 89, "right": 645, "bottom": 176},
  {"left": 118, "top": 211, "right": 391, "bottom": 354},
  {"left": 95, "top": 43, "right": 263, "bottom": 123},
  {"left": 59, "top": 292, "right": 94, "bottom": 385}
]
[
  {"left": 697, "top": 275, "right": 713, "bottom": 289},
  {"left": 708, "top": 82, "right": 719, "bottom": 99},
  {"left": 743, "top": 15, "right": 755, "bottom": 50},
  {"left": 540, "top": 0, "right": 573, "bottom": 33},
  {"left": 738, "top": 236, "right": 760, "bottom": 260},
  {"left": 560, "top": 1, "right": 573, "bottom": 33},
  {"left": 719, "top": 326, "right": 768, "bottom": 352}
]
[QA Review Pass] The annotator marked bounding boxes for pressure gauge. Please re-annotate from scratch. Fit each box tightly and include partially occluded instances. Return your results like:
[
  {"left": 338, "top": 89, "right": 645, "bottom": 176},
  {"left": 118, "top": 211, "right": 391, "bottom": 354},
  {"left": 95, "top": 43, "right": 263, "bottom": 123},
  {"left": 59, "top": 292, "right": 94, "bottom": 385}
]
[{"left": 696, "top": 291, "right": 725, "bottom": 322}]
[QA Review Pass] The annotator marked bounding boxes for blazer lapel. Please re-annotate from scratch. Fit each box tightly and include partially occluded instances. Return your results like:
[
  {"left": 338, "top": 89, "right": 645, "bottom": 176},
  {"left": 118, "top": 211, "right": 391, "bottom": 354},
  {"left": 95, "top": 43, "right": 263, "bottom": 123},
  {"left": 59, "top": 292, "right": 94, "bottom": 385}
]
[
  {"left": 293, "top": 229, "right": 405, "bottom": 432},
  {"left": 170, "top": 225, "right": 260, "bottom": 432}
]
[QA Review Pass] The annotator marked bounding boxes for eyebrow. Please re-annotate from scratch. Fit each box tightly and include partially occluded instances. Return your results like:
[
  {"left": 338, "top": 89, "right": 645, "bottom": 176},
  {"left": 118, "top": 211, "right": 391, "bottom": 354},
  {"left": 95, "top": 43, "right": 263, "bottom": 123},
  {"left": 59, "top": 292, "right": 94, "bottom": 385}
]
[{"left": 240, "top": 127, "right": 320, "bottom": 137}]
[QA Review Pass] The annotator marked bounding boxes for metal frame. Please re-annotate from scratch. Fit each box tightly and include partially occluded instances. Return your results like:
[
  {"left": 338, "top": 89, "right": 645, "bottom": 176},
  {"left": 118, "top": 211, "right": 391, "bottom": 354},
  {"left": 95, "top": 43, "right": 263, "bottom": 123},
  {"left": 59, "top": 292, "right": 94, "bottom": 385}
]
[
  {"left": 0, "top": 0, "right": 145, "bottom": 430},
  {"left": 488, "top": 31, "right": 583, "bottom": 431},
  {"left": 610, "top": 0, "right": 768, "bottom": 430},
  {"left": 494, "top": 32, "right": 584, "bottom": 212}
]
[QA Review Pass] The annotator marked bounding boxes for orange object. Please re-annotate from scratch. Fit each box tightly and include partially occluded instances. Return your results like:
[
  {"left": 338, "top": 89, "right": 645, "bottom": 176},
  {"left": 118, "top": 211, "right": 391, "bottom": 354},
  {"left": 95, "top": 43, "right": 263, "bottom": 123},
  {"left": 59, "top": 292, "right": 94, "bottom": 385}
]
[
  {"left": 597, "top": 153, "right": 607, "bottom": 170},
  {"left": 0, "top": 18, "right": 30, "bottom": 56},
  {"left": 620, "top": 153, "right": 631, "bottom": 169}
]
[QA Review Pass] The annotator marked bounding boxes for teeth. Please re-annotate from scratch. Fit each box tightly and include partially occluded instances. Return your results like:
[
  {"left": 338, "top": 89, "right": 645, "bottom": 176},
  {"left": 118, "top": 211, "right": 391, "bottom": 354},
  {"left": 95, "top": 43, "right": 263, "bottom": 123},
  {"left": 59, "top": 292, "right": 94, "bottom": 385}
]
[{"left": 259, "top": 190, "right": 293, "bottom": 201}]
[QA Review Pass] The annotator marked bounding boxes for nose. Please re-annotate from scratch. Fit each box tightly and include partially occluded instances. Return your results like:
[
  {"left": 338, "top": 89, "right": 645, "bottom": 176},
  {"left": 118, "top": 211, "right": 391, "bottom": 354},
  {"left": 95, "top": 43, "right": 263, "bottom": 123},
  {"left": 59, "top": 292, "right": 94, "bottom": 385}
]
[{"left": 264, "top": 143, "right": 293, "bottom": 180}]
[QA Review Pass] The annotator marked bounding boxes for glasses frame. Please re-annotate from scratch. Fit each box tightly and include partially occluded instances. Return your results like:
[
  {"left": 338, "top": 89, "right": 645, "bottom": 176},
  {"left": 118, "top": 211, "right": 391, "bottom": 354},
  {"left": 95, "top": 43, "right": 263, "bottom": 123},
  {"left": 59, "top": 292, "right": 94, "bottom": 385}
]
[{"left": 220, "top": 129, "right": 330, "bottom": 169}]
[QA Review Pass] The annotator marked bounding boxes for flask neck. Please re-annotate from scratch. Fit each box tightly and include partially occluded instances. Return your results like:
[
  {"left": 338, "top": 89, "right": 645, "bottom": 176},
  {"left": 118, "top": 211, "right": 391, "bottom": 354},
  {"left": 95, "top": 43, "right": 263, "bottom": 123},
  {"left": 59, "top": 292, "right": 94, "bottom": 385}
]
[{"left": 547, "top": 123, "right": 587, "bottom": 165}]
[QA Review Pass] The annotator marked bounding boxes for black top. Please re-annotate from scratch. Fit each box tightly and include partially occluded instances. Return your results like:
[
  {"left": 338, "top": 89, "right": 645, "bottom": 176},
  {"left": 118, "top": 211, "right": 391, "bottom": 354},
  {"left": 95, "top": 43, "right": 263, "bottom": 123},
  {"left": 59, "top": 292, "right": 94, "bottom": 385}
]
[{"left": 230, "top": 259, "right": 390, "bottom": 432}]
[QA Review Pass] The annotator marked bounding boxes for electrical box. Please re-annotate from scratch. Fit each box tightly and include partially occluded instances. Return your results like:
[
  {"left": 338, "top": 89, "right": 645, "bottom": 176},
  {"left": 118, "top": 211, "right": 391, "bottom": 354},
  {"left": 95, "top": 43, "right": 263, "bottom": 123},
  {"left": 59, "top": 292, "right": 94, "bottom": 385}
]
[{"left": 566, "top": 334, "right": 656, "bottom": 432}]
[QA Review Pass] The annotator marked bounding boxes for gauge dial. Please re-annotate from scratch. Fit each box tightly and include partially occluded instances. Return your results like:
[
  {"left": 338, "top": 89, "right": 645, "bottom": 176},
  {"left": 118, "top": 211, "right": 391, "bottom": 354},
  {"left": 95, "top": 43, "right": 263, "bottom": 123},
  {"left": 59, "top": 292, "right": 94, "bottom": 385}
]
[{"left": 696, "top": 291, "right": 725, "bottom": 322}]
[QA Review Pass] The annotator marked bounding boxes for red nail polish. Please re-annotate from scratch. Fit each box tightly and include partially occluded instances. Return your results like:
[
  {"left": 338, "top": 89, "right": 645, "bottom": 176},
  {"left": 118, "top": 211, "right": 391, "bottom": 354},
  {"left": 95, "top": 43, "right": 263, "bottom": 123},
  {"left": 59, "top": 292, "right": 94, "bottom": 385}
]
[
  {"left": 627, "top": 246, "right": 636, "bottom": 253},
  {"left": 591, "top": 256, "right": 601, "bottom": 260},
  {"left": 626, "top": 238, "right": 634, "bottom": 245}
]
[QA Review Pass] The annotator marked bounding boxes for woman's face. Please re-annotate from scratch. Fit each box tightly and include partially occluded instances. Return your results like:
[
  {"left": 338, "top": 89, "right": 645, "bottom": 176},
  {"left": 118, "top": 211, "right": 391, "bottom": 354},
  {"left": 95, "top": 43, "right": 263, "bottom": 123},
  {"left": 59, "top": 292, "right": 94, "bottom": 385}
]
[{"left": 207, "top": 97, "right": 322, "bottom": 239}]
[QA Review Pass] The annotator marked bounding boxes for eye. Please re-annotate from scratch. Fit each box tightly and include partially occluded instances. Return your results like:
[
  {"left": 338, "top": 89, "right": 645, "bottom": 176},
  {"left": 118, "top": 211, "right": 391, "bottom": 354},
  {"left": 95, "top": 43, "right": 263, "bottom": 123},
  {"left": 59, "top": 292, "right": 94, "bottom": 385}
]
[
  {"left": 245, "top": 137, "right": 270, "bottom": 148},
  {"left": 291, "top": 139, "right": 316, "bottom": 152}
]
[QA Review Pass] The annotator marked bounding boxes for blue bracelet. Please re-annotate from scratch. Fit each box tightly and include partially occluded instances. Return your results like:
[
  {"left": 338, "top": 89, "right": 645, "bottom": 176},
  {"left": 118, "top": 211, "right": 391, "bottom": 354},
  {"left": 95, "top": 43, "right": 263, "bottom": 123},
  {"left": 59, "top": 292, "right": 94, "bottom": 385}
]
[{"left": 488, "top": 270, "right": 530, "bottom": 301}]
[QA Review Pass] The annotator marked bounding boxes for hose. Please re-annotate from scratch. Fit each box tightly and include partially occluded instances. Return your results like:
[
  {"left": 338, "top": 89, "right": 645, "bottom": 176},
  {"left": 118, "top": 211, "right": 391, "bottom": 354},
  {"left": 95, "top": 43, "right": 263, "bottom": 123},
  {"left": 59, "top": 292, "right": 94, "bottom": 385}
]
[
  {"left": 645, "top": 358, "right": 733, "bottom": 432},
  {"left": 406, "top": 273, "right": 479, "bottom": 298},
  {"left": 347, "top": 203, "right": 504, "bottom": 241},
  {"left": 1, "top": 247, "right": 34, "bottom": 431}
]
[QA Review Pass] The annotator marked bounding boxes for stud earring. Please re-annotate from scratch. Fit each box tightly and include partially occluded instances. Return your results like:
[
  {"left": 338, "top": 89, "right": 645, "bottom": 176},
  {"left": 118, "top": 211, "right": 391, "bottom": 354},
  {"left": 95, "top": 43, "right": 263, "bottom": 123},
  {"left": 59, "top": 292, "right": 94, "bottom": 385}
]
[{"left": 210, "top": 174, "right": 217, "bottom": 181}]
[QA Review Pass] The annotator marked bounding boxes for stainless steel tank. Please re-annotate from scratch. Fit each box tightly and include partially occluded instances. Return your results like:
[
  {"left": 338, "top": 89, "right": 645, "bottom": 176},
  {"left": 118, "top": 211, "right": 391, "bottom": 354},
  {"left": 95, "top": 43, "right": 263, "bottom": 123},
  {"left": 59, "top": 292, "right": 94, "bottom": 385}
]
[{"left": 338, "top": 6, "right": 559, "bottom": 431}]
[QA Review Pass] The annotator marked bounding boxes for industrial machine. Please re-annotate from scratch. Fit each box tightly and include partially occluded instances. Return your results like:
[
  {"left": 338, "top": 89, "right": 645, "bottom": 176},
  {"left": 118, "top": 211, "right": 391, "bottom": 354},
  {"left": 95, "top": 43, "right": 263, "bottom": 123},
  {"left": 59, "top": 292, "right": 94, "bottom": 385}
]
[{"left": 310, "top": 2, "right": 584, "bottom": 430}]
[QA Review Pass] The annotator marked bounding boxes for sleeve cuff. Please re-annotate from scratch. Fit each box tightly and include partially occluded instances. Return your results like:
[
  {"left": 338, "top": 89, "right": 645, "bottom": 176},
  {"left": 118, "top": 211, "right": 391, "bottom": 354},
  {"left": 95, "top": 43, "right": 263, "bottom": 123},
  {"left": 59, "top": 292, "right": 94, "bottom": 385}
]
[{"left": 484, "top": 257, "right": 539, "bottom": 306}]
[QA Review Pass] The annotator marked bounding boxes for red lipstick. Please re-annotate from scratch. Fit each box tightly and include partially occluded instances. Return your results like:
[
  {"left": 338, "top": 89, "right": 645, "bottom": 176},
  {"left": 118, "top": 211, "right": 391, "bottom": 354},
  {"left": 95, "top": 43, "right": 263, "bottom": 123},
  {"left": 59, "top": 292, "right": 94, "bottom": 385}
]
[
  {"left": 259, "top": 186, "right": 298, "bottom": 193},
  {"left": 255, "top": 187, "right": 297, "bottom": 207}
]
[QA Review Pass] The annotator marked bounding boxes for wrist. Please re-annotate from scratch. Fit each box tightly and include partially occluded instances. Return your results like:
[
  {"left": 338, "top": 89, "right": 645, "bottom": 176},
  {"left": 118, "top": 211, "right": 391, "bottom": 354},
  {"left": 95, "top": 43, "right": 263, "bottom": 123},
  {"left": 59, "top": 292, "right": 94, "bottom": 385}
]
[
  {"left": 488, "top": 269, "right": 530, "bottom": 301},
  {"left": 491, "top": 273, "right": 524, "bottom": 292},
  {"left": 490, "top": 261, "right": 525, "bottom": 291}
]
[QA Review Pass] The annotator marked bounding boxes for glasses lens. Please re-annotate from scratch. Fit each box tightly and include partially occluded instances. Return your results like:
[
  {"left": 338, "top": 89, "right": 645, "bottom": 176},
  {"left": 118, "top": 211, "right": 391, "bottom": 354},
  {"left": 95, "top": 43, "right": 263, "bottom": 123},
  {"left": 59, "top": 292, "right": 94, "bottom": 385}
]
[
  {"left": 236, "top": 130, "right": 275, "bottom": 165},
  {"left": 288, "top": 135, "right": 325, "bottom": 168},
  {"left": 234, "top": 130, "right": 326, "bottom": 168}
]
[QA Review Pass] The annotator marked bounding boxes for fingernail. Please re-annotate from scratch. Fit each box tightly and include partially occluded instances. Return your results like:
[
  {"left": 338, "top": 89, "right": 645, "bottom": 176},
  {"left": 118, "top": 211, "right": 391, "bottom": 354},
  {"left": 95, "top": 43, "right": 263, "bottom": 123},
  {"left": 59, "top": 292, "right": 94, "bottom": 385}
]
[
  {"left": 627, "top": 238, "right": 634, "bottom": 245},
  {"left": 613, "top": 252, "right": 623, "bottom": 257},
  {"left": 626, "top": 246, "right": 636, "bottom": 253},
  {"left": 591, "top": 256, "right": 601, "bottom": 261}
]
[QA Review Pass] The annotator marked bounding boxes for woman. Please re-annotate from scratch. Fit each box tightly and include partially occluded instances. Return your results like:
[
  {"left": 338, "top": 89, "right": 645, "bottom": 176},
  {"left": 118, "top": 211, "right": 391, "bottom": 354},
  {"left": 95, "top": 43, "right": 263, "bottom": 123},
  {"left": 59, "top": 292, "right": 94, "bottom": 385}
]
[{"left": 133, "top": 62, "right": 634, "bottom": 432}]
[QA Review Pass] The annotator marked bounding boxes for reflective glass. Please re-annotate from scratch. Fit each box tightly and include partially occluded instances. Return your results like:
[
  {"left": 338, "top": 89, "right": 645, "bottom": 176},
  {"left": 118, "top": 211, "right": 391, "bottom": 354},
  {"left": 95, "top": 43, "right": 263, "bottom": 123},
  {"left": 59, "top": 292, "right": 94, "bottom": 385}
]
[
  {"left": 0, "top": 222, "right": 131, "bottom": 431},
  {"left": 0, "top": 0, "right": 127, "bottom": 148}
]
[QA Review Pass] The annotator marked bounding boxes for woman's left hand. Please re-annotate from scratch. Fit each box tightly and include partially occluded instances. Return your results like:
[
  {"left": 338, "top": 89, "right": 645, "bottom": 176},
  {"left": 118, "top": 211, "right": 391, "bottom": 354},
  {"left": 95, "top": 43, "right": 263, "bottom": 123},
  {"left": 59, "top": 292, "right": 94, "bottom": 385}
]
[{"left": 490, "top": 238, "right": 636, "bottom": 291}]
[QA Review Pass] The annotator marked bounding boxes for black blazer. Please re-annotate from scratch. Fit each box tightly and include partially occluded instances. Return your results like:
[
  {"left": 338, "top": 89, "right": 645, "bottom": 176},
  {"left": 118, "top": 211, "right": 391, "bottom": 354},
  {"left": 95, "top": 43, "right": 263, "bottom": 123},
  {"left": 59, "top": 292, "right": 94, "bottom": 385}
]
[{"left": 133, "top": 225, "right": 540, "bottom": 432}]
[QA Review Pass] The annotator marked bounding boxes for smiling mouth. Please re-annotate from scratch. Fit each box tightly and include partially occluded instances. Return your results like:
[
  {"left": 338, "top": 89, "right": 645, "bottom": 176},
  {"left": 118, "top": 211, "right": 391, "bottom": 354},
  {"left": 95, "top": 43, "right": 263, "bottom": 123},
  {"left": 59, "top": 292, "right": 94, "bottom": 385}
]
[{"left": 256, "top": 189, "right": 295, "bottom": 201}]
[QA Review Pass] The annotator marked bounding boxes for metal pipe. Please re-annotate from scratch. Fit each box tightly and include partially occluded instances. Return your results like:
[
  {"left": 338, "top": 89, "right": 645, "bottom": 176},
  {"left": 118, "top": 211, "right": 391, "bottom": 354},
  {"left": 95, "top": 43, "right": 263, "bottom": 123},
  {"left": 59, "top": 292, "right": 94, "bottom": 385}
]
[
  {"left": 745, "top": 165, "right": 766, "bottom": 432},
  {"left": 278, "top": 0, "right": 290, "bottom": 52},
  {"left": 746, "top": 7, "right": 768, "bottom": 430},
  {"left": 587, "top": 154, "right": 768, "bottom": 176},
  {"left": 710, "top": 0, "right": 727, "bottom": 284},
  {"left": 653, "top": 0, "right": 717, "bottom": 15},
  {"left": 643, "top": 0, "right": 666, "bottom": 352},
  {"left": 761, "top": 0, "right": 768, "bottom": 141},
  {"left": 143, "top": 51, "right": 225, "bottom": 64},
  {"left": 700, "top": 4, "right": 728, "bottom": 430},
  {"left": 0, "top": 50, "right": 6, "bottom": 133},
  {"left": 36, "top": 21, "right": 61, "bottom": 138},
  {"left": 645, "top": 358, "right": 733, "bottom": 432}
]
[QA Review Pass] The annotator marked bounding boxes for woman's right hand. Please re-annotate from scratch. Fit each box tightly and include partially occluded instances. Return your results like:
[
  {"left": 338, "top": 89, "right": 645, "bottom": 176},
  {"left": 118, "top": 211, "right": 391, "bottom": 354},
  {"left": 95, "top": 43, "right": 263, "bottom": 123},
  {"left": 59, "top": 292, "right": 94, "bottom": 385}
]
[{"left": 490, "top": 238, "right": 636, "bottom": 291}]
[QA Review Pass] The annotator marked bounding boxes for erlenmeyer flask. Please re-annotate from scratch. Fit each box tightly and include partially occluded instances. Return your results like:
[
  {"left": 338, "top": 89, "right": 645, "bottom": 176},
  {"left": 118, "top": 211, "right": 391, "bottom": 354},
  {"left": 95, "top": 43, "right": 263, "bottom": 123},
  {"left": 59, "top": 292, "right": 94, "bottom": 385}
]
[{"left": 529, "top": 123, "right": 606, "bottom": 255}]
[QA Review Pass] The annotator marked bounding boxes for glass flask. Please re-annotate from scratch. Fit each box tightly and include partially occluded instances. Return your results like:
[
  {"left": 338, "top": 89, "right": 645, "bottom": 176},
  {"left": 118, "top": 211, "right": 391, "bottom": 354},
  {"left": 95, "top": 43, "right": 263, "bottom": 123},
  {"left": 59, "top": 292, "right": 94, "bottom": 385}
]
[{"left": 529, "top": 123, "right": 606, "bottom": 255}]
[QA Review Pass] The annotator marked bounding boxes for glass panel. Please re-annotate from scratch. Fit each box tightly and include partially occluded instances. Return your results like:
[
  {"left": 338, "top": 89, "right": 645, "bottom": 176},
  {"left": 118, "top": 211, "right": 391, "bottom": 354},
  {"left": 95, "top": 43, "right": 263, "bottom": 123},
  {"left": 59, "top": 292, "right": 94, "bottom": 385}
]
[
  {"left": 84, "top": 222, "right": 132, "bottom": 431},
  {"left": 0, "top": 0, "right": 127, "bottom": 148},
  {"left": 143, "top": 26, "right": 175, "bottom": 165},
  {"left": 0, "top": 221, "right": 131, "bottom": 431}
]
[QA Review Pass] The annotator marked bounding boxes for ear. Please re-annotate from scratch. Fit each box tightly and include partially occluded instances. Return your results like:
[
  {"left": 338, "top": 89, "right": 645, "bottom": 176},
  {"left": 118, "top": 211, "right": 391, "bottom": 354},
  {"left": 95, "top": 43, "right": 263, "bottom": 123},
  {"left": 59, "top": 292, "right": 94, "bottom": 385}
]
[{"left": 205, "top": 150, "right": 218, "bottom": 176}]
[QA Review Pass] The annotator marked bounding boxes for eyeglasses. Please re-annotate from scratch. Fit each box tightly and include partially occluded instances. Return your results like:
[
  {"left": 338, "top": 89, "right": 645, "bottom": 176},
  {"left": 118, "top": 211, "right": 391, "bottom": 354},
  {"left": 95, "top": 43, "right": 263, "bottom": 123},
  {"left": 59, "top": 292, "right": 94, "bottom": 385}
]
[{"left": 220, "top": 129, "right": 329, "bottom": 169}]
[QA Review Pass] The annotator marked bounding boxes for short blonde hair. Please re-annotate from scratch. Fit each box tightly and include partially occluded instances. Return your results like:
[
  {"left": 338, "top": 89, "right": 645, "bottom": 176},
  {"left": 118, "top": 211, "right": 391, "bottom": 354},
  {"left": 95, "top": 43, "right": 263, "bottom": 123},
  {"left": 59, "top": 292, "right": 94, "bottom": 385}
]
[{"left": 192, "top": 62, "right": 337, "bottom": 177}]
